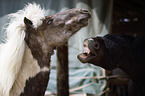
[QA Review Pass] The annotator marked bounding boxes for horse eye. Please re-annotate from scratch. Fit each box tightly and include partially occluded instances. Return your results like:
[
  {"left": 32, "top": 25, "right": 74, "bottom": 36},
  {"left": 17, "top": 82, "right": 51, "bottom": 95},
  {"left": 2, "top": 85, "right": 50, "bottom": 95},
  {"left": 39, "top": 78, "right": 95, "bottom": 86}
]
[{"left": 47, "top": 19, "right": 53, "bottom": 25}]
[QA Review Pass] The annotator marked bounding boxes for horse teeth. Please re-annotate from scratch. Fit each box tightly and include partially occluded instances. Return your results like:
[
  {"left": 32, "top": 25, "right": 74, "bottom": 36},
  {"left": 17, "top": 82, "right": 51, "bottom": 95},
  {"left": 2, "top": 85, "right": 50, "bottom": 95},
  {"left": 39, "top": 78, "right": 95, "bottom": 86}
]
[{"left": 84, "top": 47, "right": 90, "bottom": 54}]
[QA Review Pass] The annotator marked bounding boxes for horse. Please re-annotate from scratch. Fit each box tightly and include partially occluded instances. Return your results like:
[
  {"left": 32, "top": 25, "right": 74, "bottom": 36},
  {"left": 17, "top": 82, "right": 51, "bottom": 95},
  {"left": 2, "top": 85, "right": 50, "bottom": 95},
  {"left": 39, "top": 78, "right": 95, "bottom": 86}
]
[
  {"left": 78, "top": 34, "right": 145, "bottom": 96},
  {"left": 0, "top": 3, "right": 91, "bottom": 96}
]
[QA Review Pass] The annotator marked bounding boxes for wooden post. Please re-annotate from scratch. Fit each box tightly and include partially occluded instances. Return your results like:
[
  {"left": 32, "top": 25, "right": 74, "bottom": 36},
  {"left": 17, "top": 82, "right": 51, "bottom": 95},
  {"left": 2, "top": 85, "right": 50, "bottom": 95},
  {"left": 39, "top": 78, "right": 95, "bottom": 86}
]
[{"left": 57, "top": 43, "right": 69, "bottom": 96}]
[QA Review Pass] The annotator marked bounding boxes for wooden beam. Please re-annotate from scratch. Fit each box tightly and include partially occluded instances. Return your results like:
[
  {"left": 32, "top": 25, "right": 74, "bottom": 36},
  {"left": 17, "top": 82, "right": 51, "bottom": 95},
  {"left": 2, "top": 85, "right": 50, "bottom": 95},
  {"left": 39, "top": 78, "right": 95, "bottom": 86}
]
[
  {"left": 57, "top": 43, "right": 69, "bottom": 96},
  {"left": 112, "top": 21, "right": 145, "bottom": 36},
  {"left": 113, "top": 0, "right": 145, "bottom": 19}
]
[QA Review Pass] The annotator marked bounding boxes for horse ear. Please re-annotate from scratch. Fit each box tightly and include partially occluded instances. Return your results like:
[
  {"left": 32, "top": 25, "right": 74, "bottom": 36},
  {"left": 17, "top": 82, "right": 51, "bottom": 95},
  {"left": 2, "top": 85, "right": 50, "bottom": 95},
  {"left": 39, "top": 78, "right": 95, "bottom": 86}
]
[{"left": 24, "top": 17, "right": 33, "bottom": 27}]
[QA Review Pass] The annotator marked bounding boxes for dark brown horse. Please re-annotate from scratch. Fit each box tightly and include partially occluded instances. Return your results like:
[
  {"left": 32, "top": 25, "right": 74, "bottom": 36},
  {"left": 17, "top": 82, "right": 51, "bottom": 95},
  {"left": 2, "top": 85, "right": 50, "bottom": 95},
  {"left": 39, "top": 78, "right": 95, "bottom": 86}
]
[
  {"left": 0, "top": 3, "right": 91, "bottom": 96},
  {"left": 78, "top": 34, "right": 145, "bottom": 96}
]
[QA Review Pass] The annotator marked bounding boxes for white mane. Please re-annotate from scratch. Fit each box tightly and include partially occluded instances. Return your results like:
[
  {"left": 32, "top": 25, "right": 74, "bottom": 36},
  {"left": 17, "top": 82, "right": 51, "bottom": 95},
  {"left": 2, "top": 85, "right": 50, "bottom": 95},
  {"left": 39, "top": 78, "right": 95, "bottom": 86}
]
[{"left": 0, "top": 3, "right": 45, "bottom": 96}]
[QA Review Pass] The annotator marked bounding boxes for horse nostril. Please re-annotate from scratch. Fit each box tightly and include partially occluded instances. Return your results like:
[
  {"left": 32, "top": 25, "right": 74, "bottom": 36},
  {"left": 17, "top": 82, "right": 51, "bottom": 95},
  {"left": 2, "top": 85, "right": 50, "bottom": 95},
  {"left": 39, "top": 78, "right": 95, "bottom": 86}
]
[
  {"left": 81, "top": 9, "right": 89, "bottom": 13},
  {"left": 95, "top": 43, "right": 99, "bottom": 49},
  {"left": 80, "top": 9, "right": 91, "bottom": 18},
  {"left": 93, "top": 40, "right": 99, "bottom": 49},
  {"left": 80, "top": 9, "right": 89, "bottom": 14}
]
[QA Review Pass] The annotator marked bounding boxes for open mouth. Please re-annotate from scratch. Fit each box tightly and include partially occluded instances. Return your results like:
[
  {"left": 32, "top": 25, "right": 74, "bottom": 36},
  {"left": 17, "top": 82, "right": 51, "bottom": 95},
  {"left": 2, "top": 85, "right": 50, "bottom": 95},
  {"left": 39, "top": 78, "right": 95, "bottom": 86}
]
[{"left": 77, "top": 40, "right": 96, "bottom": 63}]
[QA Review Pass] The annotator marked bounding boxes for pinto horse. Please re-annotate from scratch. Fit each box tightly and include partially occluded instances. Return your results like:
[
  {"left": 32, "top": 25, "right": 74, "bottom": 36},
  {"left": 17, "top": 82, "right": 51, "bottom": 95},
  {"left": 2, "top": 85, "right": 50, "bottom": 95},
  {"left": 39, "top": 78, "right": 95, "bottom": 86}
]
[
  {"left": 78, "top": 34, "right": 145, "bottom": 96},
  {"left": 0, "top": 3, "right": 91, "bottom": 96}
]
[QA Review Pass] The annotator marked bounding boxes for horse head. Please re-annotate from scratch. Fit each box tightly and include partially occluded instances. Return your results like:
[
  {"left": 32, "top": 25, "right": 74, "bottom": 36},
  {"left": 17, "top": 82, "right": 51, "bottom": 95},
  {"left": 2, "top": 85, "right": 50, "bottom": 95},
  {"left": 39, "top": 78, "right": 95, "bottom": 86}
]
[
  {"left": 24, "top": 9, "right": 91, "bottom": 54},
  {"left": 78, "top": 34, "right": 132, "bottom": 70},
  {"left": 23, "top": 8, "right": 91, "bottom": 69}
]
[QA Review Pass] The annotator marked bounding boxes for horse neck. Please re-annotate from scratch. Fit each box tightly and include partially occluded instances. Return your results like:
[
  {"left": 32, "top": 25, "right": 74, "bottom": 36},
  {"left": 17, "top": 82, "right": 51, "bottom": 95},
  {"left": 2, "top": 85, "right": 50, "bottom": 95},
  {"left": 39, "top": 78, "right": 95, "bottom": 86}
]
[
  {"left": 21, "top": 34, "right": 55, "bottom": 95},
  {"left": 120, "top": 37, "right": 145, "bottom": 82},
  {"left": 10, "top": 44, "right": 51, "bottom": 96}
]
